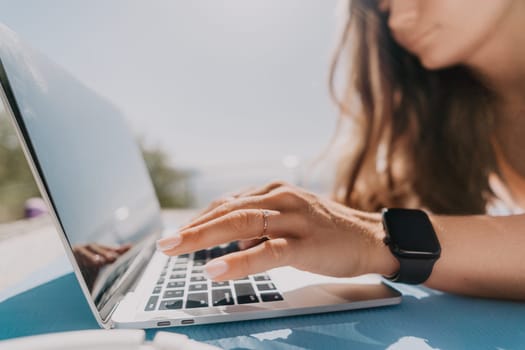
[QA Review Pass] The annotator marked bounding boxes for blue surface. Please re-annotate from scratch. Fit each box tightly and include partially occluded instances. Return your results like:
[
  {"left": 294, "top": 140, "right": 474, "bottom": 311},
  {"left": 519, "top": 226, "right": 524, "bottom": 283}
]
[{"left": 1, "top": 273, "right": 525, "bottom": 349}]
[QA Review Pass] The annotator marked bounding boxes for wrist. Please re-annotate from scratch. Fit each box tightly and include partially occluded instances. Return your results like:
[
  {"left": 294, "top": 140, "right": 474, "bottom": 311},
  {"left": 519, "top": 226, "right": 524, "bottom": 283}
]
[
  {"left": 368, "top": 222, "right": 400, "bottom": 277},
  {"left": 375, "top": 239, "right": 400, "bottom": 277}
]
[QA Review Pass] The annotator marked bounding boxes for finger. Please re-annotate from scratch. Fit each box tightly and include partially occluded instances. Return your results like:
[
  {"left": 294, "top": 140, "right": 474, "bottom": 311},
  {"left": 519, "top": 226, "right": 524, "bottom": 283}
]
[
  {"left": 115, "top": 243, "right": 132, "bottom": 254},
  {"left": 187, "top": 195, "right": 237, "bottom": 224},
  {"left": 186, "top": 186, "right": 260, "bottom": 224},
  {"left": 181, "top": 189, "right": 302, "bottom": 231},
  {"left": 157, "top": 209, "right": 293, "bottom": 256},
  {"left": 238, "top": 238, "right": 267, "bottom": 250},
  {"left": 76, "top": 246, "right": 106, "bottom": 266},
  {"left": 236, "top": 181, "right": 290, "bottom": 198},
  {"left": 180, "top": 196, "right": 268, "bottom": 231},
  {"left": 87, "top": 244, "right": 118, "bottom": 262},
  {"left": 181, "top": 182, "right": 291, "bottom": 229},
  {"left": 203, "top": 238, "right": 294, "bottom": 281}
]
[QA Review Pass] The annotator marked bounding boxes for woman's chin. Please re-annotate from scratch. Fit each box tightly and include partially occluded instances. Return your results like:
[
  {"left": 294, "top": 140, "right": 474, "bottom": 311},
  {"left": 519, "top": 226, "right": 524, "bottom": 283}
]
[
  {"left": 418, "top": 54, "right": 454, "bottom": 71},
  {"left": 415, "top": 46, "right": 465, "bottom": 71}
]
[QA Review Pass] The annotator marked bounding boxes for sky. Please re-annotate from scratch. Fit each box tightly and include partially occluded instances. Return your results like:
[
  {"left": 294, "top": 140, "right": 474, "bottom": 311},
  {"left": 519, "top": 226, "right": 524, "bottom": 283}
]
[{"left": 0, "top": 1, "right": 342, "bottom": 169}]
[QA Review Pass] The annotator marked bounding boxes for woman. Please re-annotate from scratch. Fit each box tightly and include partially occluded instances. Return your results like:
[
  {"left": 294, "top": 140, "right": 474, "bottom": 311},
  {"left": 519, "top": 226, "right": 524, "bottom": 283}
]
[{"left": 157, "top": 0, "right": 525, "bottom": 300}]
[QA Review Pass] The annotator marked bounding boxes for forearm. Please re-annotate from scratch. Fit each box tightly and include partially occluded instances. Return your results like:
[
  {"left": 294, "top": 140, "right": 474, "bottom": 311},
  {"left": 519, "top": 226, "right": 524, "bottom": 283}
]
[{"left": 424, "top": 214, "right": 525, "bottom": 300}]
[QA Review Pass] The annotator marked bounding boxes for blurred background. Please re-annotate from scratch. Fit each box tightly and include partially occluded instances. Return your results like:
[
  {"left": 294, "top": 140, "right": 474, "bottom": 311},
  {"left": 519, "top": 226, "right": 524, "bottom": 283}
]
[{"left": 0, "top": 0, "right": 342, "bottom": 222}]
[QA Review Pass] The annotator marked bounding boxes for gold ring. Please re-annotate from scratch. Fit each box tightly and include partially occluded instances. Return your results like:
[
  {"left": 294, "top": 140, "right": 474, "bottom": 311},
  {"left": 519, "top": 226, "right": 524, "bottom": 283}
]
[{"left": 260, "top": 209, "right": 270, "bottom": 237}]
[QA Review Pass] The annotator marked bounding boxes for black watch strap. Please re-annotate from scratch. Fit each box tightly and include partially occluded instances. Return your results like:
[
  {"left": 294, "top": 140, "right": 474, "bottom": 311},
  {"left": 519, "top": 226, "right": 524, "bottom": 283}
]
[
  {"left": 386, "top": 256, "right": 437, "bottom": 284},
  {"left": 381, "top": 208, "right": 441, "bottom": 285}
]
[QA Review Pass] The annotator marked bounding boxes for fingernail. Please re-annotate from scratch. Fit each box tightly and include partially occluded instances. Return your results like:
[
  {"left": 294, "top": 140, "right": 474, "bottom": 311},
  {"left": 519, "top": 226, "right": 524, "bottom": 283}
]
[
  {"left": 204, "top": 260, "right": 228, "bottom": 279},
  {"left": 156, "top": 235, "right": 182, "bottom": 251}
]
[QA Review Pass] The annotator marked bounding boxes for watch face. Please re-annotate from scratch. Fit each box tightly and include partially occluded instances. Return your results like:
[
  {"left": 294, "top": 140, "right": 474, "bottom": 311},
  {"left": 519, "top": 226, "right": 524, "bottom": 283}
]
[{"left": 383, "top": 209, "right": 440, "bottom": 255}]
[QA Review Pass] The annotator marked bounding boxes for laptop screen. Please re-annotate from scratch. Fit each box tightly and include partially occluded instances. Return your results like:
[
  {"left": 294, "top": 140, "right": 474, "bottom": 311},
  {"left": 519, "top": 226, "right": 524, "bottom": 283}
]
[{"left": 0, "top": 25, "right": 163, "bottom": 321}]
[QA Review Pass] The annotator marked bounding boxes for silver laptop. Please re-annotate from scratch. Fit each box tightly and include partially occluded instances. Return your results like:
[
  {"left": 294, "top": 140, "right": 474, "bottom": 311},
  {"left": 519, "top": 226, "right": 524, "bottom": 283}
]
[{"left": 0, "top": 24, "right": 401, "bottom": 329}]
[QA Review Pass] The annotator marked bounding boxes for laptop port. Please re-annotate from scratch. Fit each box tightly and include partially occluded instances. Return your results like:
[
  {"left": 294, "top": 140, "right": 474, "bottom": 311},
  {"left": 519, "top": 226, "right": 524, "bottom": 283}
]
[
  {"left": 157, "top": 321, "right": 171, "bottom": 327},
  {"left": 181, "top": 319, "right": 195, "bottom": 325}
]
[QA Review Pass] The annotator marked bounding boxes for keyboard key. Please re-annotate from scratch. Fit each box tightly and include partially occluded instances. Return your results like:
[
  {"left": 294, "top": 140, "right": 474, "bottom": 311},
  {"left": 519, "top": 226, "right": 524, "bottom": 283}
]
[
  {"left": 190, "top": 276, "right": 206, "bottom": 282},
  {"left": 234, "top": 283, "right": 259, "bottom": 304},
  {"left": 170, "top": 273, "right": 186, "bottom": 280},
  {"left": 164, "top": 290, "right": 184, "bottom": 299},
  {"left": 189, "top": 283, "right": 208, "bottom": 292},
  {"left": 261, "top": 292, "right": 284, "bottom": 302},
  {"left": 210, "top": 247, "right": 224, "bottom": 259},
  {"left": 192, "top": 269, "right": 203, "bottom": 274},
  {"left": 153, "top": 286, "right": 162, "bottom": 294},
  {"left": 253, "top": 274, "right": 271, "bottom": 282},
  {"left": 160, "top": 271, "right": 167, "bottom": 277},
  {"left": 179, "top": 253, "right": 189, "bottom": 258},
  {"left": 167, "top": 281, "right": 185, "bottom": 289},
  {"left": 212, "top": 281, "right": 230, "bottom": 288},
  {"left": 237, "top": 294, "right": 259, "bottom": 304},
  {"left": 194, "top": 250, "right": 208, "bottom": 261},
  {"left": 212, "top": 289, "right": 234, "bottom": 306},
  {"left": 193, "top": 261, "right": 205, "bottom": 267},
  {"left": 145, "top": 296, "right": 159, "bottom": 311},
  {"left": 156, "top": 278, "right": 165, "bottom": 285},
  {"left": 171, "top": 267, "right": 186, "bottom": 272},
  {"left": 257, "top": 283, "right": 276, "bottom": 291},
  {"left": 186, "top": 293, "right": 209, "bottom": 308},
  {"left": 224, "top": 242, "right": 240, "bottom": 254},
  {"left": 159, "top": 299, "right": 183, "bottom": 310},
  {"left": 234, "top": 277, "right": 250, "bottom": 283}
]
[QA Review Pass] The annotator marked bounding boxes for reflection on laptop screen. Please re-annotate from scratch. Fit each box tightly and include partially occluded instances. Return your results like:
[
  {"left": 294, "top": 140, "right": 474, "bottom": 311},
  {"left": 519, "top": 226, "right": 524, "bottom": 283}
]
[{"left": 0, "top": 25, "right": 163, "bottom": 318}]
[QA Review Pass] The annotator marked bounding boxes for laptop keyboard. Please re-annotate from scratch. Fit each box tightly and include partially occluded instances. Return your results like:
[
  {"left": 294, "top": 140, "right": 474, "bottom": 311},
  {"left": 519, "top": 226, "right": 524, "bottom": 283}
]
[{"left": 145, "top": 242, "right": 283, "bottom": 311}]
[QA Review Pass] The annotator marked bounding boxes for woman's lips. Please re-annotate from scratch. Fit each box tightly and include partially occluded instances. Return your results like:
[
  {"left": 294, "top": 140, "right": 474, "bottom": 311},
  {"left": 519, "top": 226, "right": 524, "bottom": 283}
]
[
  {"left": 395, "top": 23, "right": 439, "bottom": 52},
  {"left": 407, "top": 24, "right": 439, "bottom": 49}
]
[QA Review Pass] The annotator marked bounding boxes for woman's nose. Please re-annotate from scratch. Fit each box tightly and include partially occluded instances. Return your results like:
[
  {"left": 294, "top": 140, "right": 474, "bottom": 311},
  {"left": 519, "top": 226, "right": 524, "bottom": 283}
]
[{"left": 388, "top": 0, "right": 419, "bottom": 34}]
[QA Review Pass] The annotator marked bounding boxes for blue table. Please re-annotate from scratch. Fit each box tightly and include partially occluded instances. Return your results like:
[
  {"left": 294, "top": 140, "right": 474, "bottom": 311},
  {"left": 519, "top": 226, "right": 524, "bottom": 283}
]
[{"left": 1, "top": 267, "right": 524, "bottom": 349}]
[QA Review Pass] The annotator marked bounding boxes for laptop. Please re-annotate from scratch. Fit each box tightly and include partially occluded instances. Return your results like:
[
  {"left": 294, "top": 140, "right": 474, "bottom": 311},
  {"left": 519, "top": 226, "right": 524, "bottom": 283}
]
[{"left": 0, "top": 23, "right": 401, "bottom": 329}]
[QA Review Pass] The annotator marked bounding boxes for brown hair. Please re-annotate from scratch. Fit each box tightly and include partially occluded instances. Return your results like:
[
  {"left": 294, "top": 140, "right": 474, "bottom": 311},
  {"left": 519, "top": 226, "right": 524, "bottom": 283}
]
[{"left": 330, "top": 0, "right": 498, "bottom": 215}]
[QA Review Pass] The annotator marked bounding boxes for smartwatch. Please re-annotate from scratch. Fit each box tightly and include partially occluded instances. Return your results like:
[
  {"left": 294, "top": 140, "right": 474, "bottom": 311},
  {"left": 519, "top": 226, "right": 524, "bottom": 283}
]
[{"left": 381, "top": 208, "right": 441, "bottom": 284}]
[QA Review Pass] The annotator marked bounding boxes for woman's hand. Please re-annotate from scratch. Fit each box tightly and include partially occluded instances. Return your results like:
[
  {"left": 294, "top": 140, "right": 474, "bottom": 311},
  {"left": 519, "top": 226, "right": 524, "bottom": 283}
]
[
  {"left": 156, "top": 181, "right": 399, "bottom": 281},
  {"left": 73, "top": 243, "right": 131, "bottom": 290},
  {"left": 73, "top": 243, "right": 131, "bottom": 268}
]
